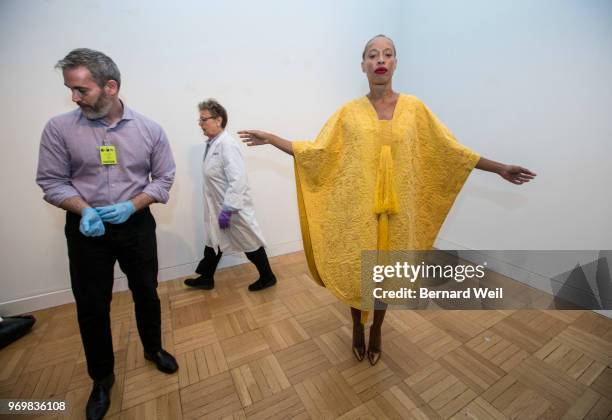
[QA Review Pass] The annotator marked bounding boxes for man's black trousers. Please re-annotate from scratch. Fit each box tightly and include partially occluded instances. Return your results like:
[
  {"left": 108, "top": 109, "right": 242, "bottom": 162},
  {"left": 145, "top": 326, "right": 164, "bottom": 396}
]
[{"left": 65, "top": 208, "right": 161, "bottom": 381}]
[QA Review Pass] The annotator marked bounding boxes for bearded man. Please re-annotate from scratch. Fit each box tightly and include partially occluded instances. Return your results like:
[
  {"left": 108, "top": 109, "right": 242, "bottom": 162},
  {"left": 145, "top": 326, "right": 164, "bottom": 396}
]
[{"left": 36, "top": 48, "right": 178, "bottom": 420}]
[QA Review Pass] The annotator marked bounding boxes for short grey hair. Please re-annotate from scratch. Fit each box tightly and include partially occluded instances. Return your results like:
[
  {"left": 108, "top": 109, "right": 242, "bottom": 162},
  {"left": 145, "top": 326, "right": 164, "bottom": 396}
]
[
  {"left": 198, "top": 99, "right": 228, "bottom": 128},
  {"left": 362, "top": 34, "right": 397, "bottom": 60},
  {"left": 55, "top": 48, "right": 121, "bottom": 89}
]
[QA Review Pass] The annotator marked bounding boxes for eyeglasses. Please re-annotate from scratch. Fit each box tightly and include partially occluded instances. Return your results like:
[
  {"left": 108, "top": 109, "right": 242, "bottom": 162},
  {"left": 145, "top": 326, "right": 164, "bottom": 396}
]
[{"left": 198, "top": 116, "right": 216, "bottom": 124}]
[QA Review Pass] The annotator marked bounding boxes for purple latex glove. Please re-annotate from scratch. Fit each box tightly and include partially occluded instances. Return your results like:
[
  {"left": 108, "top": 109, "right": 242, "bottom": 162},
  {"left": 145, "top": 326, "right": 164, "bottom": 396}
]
[{"left": 218, "top": 210, "right": 232, "bottom": 229}]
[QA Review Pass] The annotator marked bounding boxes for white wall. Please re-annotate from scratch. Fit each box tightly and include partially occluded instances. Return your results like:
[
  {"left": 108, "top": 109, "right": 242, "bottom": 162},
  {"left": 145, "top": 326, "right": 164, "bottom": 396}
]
[
  {"left": 395, "top": 0, "right": 612, "bottom": 316},
  {"left": 0, "top": 0, "right": 401, "bottom": 313},
  {"left": 1, "top": 0, "right": 610, "bottom": 316},
  {"left": 396, "top": 0, "right": 612, "bottom": 250}
]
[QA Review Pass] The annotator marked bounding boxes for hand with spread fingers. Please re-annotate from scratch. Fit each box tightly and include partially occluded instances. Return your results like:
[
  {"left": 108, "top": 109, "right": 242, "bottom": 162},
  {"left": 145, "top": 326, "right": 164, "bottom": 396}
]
[
  {"left": 238, "top": 130, "right": 294, "bottom": 155},
  {"left": 475, "top": 157, "right": 537, "bottom": 186},
  {"left": 237, "top": 130, "right": 272, "bottom": 146},
  {"left": 500, "top": 165, "right": 537, "bottom": 185}
]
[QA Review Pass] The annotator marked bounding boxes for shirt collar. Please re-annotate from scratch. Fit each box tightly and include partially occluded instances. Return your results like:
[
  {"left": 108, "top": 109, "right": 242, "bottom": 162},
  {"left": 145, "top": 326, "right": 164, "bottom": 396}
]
[{"left": 120, "top": 102, "right": 135, "bottom": 121}]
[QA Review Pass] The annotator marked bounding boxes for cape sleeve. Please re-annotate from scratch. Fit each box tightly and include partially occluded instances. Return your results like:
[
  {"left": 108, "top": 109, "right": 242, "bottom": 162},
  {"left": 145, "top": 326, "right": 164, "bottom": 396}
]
[
  {"left": 292, "top": 107, "right": 346, "bottom": 287},
  {"left": 408, "top": 99, "right": 481, "bottom": 248},
  {"left": 292, "top": 108, "right": 344, "bottom": 189}
]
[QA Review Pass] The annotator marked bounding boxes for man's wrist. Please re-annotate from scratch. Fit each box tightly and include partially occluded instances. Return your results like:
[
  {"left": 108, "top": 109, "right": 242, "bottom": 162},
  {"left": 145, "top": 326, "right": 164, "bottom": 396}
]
[
  {"left": 80, "top": 207, "right": 94, "bottom": 216},
  {"left": 130, "top": 193, "right": 155, "bottom": 211}
]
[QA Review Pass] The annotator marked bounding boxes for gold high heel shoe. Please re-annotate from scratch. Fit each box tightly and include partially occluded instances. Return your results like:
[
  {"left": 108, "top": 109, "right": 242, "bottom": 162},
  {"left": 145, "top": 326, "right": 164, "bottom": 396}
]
[
  {"left": 353, "top": 345, "right": 366, "bottom": 362},
  {"left": 368, "top": 326, "right": 382, "bottom": 366},
  {"left": 352, "top": 324, "right": 366, "bottom": 362},
  {"left": 367, "top": 348, "right": 381, "bottom": 366}
]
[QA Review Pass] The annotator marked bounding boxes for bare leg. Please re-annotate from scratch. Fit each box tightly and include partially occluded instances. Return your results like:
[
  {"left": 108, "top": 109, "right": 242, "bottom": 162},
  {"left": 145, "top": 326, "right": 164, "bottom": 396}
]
[{"left": 350, "top": 307, "right": 365, "bottom": 361}]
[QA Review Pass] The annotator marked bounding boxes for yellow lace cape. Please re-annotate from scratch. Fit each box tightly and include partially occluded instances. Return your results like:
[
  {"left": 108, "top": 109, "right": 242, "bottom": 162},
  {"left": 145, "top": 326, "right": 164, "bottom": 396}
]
[{"left": 293, "top": 94, "right": 480, "bottom": 312}]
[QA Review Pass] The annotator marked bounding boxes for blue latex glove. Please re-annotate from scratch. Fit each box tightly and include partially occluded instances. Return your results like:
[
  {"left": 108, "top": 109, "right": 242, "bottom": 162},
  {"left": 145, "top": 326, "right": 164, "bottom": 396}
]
[
  {"left": 218, "top": 209, "right": 232, "bottom": 229},
  {"left": 95, "top": 201, "right": 136, "bottom": 224},
  {"left": 80, "top": 208, "right": 105, "bottom": 237}
]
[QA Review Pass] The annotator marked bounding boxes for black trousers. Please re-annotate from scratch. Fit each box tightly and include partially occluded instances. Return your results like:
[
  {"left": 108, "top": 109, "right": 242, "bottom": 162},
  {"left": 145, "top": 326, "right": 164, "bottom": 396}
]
[
  {"left": 195, "top": 246, "right": 274, "bottom": 280},
  {"left": 65, "top": 208, "right": 161, "bottom": 381}
]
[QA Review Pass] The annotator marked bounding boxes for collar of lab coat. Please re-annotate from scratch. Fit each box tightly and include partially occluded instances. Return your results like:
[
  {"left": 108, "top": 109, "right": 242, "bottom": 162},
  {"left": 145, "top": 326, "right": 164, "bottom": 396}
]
[
  {"left": 206, "top": 130, "right": 225, "bottom": 145},
  {"left": 204, "top": 130, "right": 226, "bottom": 157}
]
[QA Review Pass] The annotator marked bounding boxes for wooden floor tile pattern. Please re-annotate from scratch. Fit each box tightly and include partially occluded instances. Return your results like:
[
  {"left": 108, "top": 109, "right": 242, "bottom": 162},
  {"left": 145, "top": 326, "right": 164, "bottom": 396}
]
[
  {"left": 275, "top": 339, "right": 333, "bottom": 385},
  {"left": 294, "top": 367, "right": 361, "bottom": 418},
  {"left": 230, "top": 354, "right": 290, "bottom": 407},
  {"left": 465, "top": 331, "right": 530, "bottom": 372},
  {"left": 212, "top": 309, "right": 259, "bottom": 341},
  {"left": 242, "top": 387, "right": 308, "bottom": 420},
  {"left": 111, "top": 389, "right": 182, "bottom": 420},
  {"left": 179, "top": 371, "right": 243, "bottom": 419},
  {"left": 221, "top": 329, "right": 271, "bottom": 369},
  {"left": 405, "top": 362, "right": 478, "bottom": 419},
  {"left": 262, "top": 317, "right": 310, "bottom": 352},
  {"left": 338, "top": 358, "right": 402, "bottom": 401},
  {"left": 1, "top": 251, "right": 612, "bottom": 419},
  {"left": 176, "top": 341, "right": 228, "bottom": 388}
]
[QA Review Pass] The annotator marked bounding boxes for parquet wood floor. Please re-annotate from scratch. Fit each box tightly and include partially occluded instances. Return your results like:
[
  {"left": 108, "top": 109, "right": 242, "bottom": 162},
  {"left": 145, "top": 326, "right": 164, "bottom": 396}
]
[{"left": 1, "top": 251, "right": 611, "bottom": 419}]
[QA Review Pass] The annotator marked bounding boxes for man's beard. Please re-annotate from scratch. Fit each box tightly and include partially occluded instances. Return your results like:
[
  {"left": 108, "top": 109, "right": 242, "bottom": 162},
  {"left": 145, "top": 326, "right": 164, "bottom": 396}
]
[{"left": 80, "top": 92, "right": 113, "bottom": 120}]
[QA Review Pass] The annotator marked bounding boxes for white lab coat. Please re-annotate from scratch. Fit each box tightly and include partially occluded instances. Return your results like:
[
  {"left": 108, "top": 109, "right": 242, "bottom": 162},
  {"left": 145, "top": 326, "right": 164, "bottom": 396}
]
[{"left": 202, "top": 130, "right": 266, "bottom": 253}]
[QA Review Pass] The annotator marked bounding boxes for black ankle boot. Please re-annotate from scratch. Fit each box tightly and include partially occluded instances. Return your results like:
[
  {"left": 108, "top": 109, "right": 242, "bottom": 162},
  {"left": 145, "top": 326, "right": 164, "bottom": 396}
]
[
  {"left": 184, "top": 275, "right": 214, "bottom": 290},
  {"left": 86, "top": 373, "right": 114, "bottom": 420},
  {"left": 248, "top": 275, "right": 277, "bottom": 291}
]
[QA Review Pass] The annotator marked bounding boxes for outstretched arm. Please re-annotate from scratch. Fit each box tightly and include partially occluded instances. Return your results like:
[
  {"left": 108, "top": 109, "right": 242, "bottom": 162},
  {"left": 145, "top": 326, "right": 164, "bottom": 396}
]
[
  {"left": 476, "top": 157, "right": 537, "bottom": 185},
  {"left": 238, "top": 130, "right": 294, "bottom": 156}
]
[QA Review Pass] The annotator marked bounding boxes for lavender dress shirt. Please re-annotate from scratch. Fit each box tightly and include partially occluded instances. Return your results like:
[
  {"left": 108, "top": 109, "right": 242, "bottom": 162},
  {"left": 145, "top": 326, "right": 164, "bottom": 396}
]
[{"left": 36, "top": 104, "right": 175, "bottom": 208}]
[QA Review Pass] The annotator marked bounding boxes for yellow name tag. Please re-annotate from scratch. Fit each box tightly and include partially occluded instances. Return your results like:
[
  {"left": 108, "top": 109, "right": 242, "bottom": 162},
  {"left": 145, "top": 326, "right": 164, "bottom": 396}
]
[{"left": 99, "top": 146, "right": 118, "bottom": 165}]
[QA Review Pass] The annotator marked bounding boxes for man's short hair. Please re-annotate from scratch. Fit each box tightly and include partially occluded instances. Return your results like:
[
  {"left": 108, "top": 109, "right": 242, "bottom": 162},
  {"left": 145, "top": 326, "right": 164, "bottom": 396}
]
[
  {"left": 198, "top": 99, "right": 228, "bottom": 128},
  {"left": 56, "top": 48, "right": 121, "bottom": 89}
]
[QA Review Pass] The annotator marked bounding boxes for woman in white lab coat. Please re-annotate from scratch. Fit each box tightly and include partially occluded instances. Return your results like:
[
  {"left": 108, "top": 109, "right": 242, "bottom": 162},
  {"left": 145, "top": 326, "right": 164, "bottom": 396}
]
[{"left": 185, "top": 99, "right": 276, "bottom": 291}]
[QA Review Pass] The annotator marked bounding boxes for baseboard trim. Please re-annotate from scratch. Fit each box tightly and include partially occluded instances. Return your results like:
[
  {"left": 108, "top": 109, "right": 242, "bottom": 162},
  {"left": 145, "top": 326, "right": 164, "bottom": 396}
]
[
  {"left": 6, "top": 238, "right": 608, "bottom": 320},
  {"left": 0, "top": 240, "right": 303, "bottom": 316}
]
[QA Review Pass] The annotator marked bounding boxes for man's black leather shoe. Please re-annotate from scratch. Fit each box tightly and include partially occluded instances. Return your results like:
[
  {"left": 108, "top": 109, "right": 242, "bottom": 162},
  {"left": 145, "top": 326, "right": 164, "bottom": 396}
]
[
  {"left": 86, "top": 373, "right": 114, "bottom": 420},
  {"left": 144, "top": 349, "right": 179, "bottom": 374}
]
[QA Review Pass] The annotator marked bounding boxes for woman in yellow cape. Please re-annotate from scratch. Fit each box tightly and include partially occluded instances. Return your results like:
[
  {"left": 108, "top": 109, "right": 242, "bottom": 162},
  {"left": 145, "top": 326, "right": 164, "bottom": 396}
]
[{"left": 239, "top": 35, "right": 536, "bottom": 366}]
